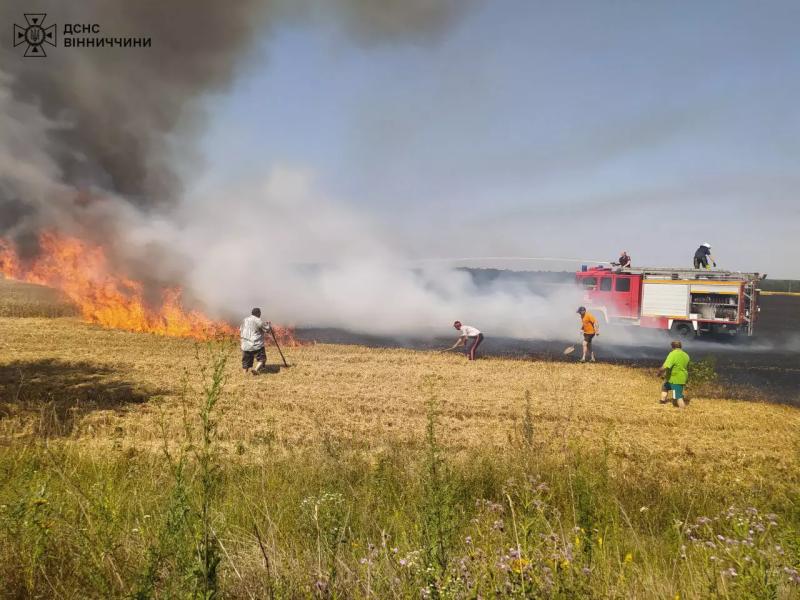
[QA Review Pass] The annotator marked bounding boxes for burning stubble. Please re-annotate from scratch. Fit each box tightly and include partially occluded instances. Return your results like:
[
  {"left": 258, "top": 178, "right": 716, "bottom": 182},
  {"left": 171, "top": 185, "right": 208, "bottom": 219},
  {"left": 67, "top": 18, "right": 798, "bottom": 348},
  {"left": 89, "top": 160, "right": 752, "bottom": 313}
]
[{"left": 0, "top": 0, "right": 497, "bottom": 339}]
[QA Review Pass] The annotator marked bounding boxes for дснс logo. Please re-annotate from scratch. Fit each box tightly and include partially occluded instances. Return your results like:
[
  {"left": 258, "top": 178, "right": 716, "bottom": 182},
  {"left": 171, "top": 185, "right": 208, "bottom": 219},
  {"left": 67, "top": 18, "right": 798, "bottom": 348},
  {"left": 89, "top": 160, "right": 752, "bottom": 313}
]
[{"left": 14, "top": 14, "right": 56, "bottom": 57}]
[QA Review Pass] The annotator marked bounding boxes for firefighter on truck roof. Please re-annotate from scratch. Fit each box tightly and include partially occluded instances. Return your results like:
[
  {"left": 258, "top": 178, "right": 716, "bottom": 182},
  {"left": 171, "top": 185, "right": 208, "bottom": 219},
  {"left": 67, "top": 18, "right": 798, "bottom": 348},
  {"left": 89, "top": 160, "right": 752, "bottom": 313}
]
[{"left": 693, "top": 242, "right": 716, "bottom": 270}]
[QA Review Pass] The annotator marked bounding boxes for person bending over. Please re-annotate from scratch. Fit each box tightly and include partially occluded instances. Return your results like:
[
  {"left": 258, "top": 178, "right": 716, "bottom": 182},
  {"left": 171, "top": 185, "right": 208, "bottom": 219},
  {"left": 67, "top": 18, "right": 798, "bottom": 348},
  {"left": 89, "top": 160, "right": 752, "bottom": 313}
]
[
  {"left": 693, "top": 243, "right": 716, "bottom": 269},
  {"left": 448, "top": 321, "right": 484, "bottom": 360}
]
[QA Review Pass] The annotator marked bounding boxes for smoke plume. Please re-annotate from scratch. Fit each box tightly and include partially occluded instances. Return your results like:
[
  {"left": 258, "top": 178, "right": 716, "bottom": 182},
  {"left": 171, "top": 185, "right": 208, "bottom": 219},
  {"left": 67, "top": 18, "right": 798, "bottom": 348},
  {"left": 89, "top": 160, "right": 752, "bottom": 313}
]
[
  {"left": 0, "top": 0, "right": 470, "bottom": 238},
  {"left": 0, "top": 0, "right": 594, "bottom": 342}
]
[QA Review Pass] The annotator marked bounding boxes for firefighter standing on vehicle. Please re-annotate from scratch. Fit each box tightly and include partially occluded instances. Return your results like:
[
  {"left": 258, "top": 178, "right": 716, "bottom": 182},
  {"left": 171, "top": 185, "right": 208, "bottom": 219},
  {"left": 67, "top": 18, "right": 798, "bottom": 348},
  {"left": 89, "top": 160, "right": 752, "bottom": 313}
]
[
  {"left": 576, "top": 306, "right": 599, "bottom": 362},
  {"left": 693, "top": 243, "right": 716, "bottom": 269}
]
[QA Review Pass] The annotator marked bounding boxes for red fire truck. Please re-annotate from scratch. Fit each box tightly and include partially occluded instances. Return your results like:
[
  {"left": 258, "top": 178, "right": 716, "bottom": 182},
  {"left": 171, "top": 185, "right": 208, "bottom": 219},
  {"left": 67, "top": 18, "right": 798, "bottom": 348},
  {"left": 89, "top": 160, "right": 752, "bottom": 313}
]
[{"left": 575, "top": 266, "right": 763, "bottom": 337}]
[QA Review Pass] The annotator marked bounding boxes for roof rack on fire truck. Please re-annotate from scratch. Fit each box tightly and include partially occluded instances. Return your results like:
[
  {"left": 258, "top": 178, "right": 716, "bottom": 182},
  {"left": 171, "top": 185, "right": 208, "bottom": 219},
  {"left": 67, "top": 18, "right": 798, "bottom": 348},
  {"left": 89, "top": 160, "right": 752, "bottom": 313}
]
[{"left": 592, "top": 266, "right": 764, "bottom": 282}]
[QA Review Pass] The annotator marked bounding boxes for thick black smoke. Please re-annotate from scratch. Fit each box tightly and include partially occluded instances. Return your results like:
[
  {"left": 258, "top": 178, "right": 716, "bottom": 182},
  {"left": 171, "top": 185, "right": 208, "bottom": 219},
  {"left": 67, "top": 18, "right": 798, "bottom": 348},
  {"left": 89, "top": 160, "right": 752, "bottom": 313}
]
[{"left": 0, "top": 0, "right": 470, "bottom": 243}]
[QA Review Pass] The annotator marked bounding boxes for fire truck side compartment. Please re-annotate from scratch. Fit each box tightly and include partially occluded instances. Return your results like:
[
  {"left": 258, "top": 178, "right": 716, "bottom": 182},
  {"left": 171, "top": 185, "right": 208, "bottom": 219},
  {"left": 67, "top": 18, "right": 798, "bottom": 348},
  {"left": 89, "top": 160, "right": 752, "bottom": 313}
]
[{"left": 641, "top": 283, "right": 690, "bottom": 317}]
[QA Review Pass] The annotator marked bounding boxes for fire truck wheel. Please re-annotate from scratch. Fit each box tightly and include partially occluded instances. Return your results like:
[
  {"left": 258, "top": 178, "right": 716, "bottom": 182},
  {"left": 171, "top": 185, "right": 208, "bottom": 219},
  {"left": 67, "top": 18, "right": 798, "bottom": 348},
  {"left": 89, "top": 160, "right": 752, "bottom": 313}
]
[{"left": 670, "top": 322, "right": 694, "bottom": 339}]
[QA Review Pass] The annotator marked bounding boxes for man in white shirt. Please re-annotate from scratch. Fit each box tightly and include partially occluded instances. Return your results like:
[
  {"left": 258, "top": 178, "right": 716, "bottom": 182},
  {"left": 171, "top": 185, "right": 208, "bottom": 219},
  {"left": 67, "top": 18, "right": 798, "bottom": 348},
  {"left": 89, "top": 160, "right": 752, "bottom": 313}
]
[
  {"left": 240, "top": 307, "right": 271, "bottom": 375},
  {"left": 448, "top": 320, "right": 484, "bottom": 360}
]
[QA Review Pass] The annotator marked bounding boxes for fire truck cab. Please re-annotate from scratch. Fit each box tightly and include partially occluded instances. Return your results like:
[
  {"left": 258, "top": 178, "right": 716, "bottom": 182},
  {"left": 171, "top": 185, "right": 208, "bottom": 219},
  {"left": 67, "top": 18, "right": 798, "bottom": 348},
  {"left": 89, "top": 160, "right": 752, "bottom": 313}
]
[{"left": 575, "top": 266, "right": 761, "bottom": 337}]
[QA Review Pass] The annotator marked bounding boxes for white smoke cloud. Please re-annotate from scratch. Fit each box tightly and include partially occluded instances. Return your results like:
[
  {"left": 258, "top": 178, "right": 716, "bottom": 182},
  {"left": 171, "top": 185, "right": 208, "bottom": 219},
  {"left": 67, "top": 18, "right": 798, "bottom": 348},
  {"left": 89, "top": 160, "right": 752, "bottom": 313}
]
[{"left": 171, "top": 165, "right": 585, "bottom": 339}]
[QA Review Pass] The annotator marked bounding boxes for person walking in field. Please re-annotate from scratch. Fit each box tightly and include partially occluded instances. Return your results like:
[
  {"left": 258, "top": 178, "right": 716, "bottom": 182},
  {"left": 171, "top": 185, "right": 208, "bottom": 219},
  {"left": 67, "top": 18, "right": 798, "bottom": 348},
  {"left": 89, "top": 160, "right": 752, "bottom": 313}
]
[
  {"left": 693, "top": 242, "right": 716, "bottom": 269},
  {"left": 447, "top": 321, "right": 484, "bottom": 360},
  {"left": 576, "top": 306, "right": 599, "bottom": 362},
  {"left": 660, "top": 340, "right": 690, "bottom": 408},
  {"left": 240, "top": 307, "right": 271, "bottom": 375}
]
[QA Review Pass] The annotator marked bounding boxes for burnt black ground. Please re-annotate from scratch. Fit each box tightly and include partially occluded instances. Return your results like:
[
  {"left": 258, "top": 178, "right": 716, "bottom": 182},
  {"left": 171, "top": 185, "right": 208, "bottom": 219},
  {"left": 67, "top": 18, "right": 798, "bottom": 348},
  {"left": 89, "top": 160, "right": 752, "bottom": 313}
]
[{"left": 296, "top": 295, "right": 799, "bottom": 406}]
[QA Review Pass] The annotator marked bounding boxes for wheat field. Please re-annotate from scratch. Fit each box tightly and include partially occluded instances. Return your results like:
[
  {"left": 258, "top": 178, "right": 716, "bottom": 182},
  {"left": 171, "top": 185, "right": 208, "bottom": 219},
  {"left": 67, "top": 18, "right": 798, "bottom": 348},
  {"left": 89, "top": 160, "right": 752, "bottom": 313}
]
[{"left": 1, "top": 282, "right": 799, "bottom": 598}]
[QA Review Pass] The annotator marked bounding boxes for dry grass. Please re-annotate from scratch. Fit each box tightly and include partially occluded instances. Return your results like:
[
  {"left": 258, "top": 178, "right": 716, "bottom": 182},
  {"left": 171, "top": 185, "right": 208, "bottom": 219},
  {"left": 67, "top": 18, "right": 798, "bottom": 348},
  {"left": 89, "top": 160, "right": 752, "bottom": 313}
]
[
  {"left": 1, "top": 280, "right": 800, "bottom": 598},
  {"left": 2, "top": 315, "right": 798, "bottom": 493},
  {"left": 0, "top": 278, "right": 78, "bottom": 318}
]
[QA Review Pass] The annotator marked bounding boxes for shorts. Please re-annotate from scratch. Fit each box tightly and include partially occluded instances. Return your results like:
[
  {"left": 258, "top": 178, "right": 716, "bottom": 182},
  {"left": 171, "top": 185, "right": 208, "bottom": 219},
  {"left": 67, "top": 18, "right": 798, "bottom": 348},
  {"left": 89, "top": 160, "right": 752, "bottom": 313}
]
[
  {"left": 583, "top": 333, "right": 595, "bottom": 343},
  {"left": 667, "top": 383, "right": 685, "bottom": 400},
  {"left": 242, "top": 347, "right": 266, "bottom": 369}
]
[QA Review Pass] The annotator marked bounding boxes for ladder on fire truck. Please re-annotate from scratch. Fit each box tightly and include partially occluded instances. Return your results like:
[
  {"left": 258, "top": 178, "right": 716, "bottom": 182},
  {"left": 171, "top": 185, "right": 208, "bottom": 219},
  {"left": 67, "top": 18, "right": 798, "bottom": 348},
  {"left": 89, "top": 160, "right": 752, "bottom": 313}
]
[{"left": 612, "top": 266, "right": 763, "bottom": 282}]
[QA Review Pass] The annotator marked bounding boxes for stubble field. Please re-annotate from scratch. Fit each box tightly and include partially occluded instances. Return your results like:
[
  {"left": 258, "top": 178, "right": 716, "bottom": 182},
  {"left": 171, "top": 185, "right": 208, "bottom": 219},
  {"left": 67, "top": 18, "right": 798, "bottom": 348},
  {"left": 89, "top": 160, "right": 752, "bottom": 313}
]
[{"left": 1, "top": 281, "right": 799, "bottom": 598}]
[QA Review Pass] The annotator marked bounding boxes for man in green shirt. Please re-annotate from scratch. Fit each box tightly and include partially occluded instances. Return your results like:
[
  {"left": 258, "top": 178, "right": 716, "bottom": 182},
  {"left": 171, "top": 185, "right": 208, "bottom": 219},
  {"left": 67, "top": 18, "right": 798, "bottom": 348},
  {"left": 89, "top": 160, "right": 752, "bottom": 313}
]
[{"left": 659, "top": 341, "right": 690, "bottom": 408}]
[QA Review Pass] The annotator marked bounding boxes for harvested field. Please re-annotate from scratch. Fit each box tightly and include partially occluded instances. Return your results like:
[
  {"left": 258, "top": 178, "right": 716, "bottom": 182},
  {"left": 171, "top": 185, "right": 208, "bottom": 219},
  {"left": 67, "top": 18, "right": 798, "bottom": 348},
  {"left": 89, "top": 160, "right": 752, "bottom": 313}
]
[
  {"left": 1, "top": 280, "right": 799, "bottom": 598},
  {"left": 0, "top": 277, "right": 78, "bottom": 318},
  {"left": 2, "top": 316, "right": 799, "bottom": 466}
]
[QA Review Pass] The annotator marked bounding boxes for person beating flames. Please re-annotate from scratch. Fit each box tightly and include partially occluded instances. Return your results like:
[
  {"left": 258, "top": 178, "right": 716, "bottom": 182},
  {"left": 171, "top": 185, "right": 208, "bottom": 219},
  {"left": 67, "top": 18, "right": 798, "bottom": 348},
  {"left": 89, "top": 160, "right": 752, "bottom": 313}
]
[
  {"left": 576, "top": 306, "right": 599, "bottom": 362},
  {"left": 446, "top": 321, "right": 484, "bottom": 360}
]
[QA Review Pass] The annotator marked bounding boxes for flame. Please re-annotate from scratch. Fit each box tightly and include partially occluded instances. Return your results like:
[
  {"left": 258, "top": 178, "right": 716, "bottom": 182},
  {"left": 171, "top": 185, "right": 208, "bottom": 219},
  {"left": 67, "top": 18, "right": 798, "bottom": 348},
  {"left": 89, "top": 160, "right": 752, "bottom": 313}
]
[{"left": 0, "top": 231, "right": 297, "bottom": 344}]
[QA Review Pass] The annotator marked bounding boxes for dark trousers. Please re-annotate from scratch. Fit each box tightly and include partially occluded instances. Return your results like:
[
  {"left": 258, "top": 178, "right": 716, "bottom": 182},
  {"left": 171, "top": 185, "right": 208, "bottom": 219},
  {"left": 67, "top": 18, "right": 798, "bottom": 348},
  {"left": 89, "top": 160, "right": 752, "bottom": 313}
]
[
  {"left": 693, "top": 256, "right": 708, "bottom": 269},
  {"left": 466, "top": 333, "right": 484, "bottom": 360},
  {"left": 242, "top": 347, "right": 266, "bottom": 369}
]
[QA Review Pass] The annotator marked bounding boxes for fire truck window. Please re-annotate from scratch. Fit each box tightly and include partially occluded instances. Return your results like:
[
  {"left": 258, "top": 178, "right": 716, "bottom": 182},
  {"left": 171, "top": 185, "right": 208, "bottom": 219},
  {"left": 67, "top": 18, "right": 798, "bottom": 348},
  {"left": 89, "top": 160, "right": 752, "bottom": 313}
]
[
  {"left": 581, "top": 277, "right": 597, "bottom": 288},
  {"left": 600, "top": 277, "right": 612, "bottom": 291},
  {"left": 615, "top": 278, "right": 631, "bottom": 292}
]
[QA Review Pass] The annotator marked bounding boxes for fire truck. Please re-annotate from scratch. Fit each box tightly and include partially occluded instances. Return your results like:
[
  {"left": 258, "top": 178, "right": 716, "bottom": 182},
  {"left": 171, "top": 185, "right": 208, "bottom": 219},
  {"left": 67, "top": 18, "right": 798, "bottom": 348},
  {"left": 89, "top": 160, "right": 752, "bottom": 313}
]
[{"left": 575, "top": 266, "right": 763, "bottom": 337}]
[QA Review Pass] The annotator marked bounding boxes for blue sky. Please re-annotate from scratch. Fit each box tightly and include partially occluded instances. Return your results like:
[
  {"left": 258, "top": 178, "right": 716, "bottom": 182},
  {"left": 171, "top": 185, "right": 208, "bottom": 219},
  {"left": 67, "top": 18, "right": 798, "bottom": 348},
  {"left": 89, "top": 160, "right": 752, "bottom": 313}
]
[{"left": 195, "top": 0, "right": 800, "bottom": 277}]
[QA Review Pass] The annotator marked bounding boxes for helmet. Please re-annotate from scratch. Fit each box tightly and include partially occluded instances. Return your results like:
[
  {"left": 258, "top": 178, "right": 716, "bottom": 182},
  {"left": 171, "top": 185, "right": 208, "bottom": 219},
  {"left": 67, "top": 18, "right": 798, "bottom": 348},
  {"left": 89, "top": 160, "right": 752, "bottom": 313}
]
[
  {"left": 576, "top": 306, "right": 586, "bottom": 313},
  {"left": 702, "top": 242, "right": 711, "bottom": 248}
]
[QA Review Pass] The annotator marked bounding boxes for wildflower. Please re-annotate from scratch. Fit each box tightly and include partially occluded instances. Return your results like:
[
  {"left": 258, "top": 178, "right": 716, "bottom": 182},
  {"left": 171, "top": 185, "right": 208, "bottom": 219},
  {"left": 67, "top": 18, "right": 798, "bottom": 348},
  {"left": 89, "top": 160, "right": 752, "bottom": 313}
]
[
  {"left": 392, "top": 546, "right": 398, "bottom": 554},
  {"left": 597, "top": 536, "right": 603, "bottom": 548},
  {"left": 510, "top": 558, "right": 530, "bottom": 573},
  {"left": 464, "top": 536, "right": 472, "bottom": 545},
  {"left": 639, "top": 506, "right": 649, "bottom": 513},
  {"left": 399, "top": 559, "right": 407, "bottom": 567},
  {"left": 721, "top": 567, "right": 738, "bottom": 578},
  {"left": 582, "top": 567, "right": 592, "bottom": 576},
  {"left": 359, "top": 557, "right": 368, "bottom": 565},
  {"left": 674, "top": 594, "right": 681, "bottom": 600},
  {"left": 561, "top": 559, "right": 570, "bottom": 569},
  {"left": 574, "top": 536, "right": 582, "bottom": 548},
  {"left": 624, "top": 553, "right": 633, "bottom": 564}
]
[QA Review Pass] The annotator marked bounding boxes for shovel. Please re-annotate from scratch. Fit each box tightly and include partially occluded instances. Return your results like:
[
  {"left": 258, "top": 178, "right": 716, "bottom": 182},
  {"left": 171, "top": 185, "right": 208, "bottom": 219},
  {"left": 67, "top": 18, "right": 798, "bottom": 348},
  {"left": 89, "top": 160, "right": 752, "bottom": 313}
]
[
  {"left": 269, "top": 328, "right": 290, "bottom": 367},
  {"left": 563, "top": 335, "right": 582, "bottom": 356}
]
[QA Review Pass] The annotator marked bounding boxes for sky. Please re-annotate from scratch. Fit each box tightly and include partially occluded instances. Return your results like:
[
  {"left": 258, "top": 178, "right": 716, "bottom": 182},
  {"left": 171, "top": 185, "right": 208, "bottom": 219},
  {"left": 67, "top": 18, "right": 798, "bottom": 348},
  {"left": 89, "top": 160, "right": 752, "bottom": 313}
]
[{"left": 193, "top": 0, "right": 800, "bottom": 278}]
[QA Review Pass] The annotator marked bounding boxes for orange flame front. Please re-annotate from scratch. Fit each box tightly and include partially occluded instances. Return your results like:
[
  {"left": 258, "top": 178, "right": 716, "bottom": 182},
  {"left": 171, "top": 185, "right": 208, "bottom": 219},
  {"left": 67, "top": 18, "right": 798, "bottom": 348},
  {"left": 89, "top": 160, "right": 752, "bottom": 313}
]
[{"left": 0, "top": 231, "right": 297, "bottom": 344}]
